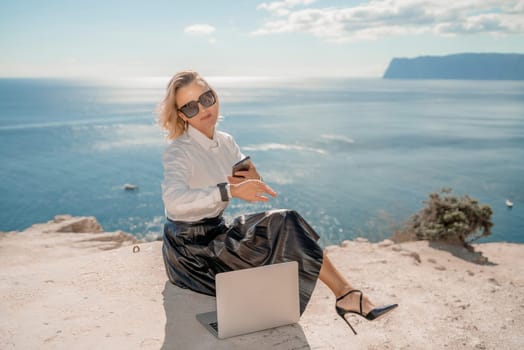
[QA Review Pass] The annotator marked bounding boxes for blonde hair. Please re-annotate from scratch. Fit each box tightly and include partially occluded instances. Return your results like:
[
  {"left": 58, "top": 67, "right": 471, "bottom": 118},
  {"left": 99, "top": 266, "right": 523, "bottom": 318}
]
[{"left": 157, "top": 70, "right": 210, "bottom": 141}]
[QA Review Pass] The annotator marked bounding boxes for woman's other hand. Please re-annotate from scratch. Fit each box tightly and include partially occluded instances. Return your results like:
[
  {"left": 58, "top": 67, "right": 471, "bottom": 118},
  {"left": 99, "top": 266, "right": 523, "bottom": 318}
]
[{"left": 228, "top": 179, "right": 277, "bottom": 202}]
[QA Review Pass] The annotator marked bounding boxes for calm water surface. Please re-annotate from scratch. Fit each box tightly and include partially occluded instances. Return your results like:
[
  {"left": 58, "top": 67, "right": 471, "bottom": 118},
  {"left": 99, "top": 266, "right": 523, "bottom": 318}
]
[{"left": 0, "top": 77, "right": 522, "bottom": 245}]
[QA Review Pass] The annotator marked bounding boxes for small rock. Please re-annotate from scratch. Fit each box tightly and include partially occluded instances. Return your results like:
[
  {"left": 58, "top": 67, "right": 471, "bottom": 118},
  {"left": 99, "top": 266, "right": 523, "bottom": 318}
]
[
  {"left": 378, "top": 239, "right": 394, "bottom": 247},
  {"left": 355, "top": 237, "right": 369, "bottom": 243},
  {"left": 488, "top": 277, "right": 501, "bottom": 286},
  {"left": 474, "top": 255, "right": 488, "bottom": 264},
  {"left": 340, "top": 240, "right": 352, "bottom": 248},
  {"left": 54, "top": 216, "right": 103, "bottom": 233},
  {"left": 434, "top": 265, "right": 446, "bottom": 271},
  {"left": 401, "top": 251, "right": 421, "bottom": 263},
  {"left": 53, "top": 214, "right": 73, "bottom": 223},
  {"left": 391, "top": 246, "right": 403, "bottom": 252},
  {"left": 467, "top": 270, "right": 475, "bottom": 276},
  {"left": 324, "top": 245, "right": 339, "bottom": 253},
  {"left": 427, "top": 258, "right": 437, "bottom": 264}
]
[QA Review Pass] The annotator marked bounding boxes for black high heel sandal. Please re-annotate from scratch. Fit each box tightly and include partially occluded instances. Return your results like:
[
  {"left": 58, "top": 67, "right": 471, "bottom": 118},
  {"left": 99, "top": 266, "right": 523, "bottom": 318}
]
[{"left": 335, "top": 289, "right": 398, "bottom": 335}]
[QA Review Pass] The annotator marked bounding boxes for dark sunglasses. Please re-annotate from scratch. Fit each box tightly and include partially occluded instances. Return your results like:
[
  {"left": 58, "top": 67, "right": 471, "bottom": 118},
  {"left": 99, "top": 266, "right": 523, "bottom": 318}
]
[{"left": 177, "top": 90, "right": 216, "bottom": 118}]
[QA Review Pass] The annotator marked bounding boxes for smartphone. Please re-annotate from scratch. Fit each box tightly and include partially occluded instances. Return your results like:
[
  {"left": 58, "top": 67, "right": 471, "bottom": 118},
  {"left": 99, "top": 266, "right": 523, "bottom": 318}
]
[{"left": 232, "top": 156, "right": 251, "bottom": 177}]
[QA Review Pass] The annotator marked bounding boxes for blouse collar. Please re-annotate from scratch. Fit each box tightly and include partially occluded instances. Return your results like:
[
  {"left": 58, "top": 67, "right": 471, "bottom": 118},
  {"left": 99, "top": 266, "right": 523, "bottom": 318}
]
[{"left": 187, "top": 125, "right": 219, "bottom": 150}]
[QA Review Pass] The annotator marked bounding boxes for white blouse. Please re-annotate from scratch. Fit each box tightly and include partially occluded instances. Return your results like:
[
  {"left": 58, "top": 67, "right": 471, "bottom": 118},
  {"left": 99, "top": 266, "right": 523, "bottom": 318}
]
[{"left": 161, "top": 125, "right": 245, "bottom": 222}]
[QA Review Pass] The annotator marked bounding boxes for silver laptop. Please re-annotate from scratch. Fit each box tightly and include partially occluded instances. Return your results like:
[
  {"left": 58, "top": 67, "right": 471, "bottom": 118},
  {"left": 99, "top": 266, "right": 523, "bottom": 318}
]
[{"left": 196, "top": 261, "right": 300, "bottom": 339}]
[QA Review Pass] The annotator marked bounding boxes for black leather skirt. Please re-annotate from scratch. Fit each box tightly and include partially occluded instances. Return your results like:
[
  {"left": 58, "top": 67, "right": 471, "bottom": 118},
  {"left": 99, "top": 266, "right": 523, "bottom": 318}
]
[{"left": 162, "top": 209, "right": 324, "bottom": 315}]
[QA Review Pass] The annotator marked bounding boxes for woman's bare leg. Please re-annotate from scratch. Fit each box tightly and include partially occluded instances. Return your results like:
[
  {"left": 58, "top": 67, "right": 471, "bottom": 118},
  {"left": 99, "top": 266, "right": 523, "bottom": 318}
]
[{"left": 318, "top": 251, "right": 375, "bottom": 314}]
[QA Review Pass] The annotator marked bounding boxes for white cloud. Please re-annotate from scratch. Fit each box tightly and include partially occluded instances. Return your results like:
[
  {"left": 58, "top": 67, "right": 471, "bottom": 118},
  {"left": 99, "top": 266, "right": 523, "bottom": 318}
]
[
  {"left": 184, "top": 24, "right": 216, "bottom": 36},
  {"left": 257, "top": 0, "right": 317, "bottom": 16},
  {"left": 436, "top": 12, "right": 524, "bottom": 35},
  {"left": 253, "top": 0, "right": 524, "bottom": 42}
]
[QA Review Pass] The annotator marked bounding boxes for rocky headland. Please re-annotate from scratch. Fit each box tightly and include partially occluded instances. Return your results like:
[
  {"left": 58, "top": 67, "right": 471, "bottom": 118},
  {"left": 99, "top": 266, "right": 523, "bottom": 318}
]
[{"left": 383, "top": 53, "right": 524, "bottom": 80}]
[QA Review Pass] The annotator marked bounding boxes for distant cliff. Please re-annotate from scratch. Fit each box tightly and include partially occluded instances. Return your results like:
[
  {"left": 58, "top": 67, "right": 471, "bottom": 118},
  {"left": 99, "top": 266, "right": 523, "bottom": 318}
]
[{"left": 383, "top": 53, "right": 524, "bottom": 80}]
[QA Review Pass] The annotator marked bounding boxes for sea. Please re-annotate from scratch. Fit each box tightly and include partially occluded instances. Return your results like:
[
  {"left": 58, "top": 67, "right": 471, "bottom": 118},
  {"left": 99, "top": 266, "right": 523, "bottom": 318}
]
[{"left": 0, "top": 77, "right": 522, "bottom": 246}]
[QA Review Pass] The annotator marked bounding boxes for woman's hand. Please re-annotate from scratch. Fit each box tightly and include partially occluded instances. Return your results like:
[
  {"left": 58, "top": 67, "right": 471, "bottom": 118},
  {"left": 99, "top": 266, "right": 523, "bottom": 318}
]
[
  {"left": 228, "top": 179, "right": 277, "bottom": 202},
  {"left": 232, "top": 161, "right": 261, "bottom": 180}
]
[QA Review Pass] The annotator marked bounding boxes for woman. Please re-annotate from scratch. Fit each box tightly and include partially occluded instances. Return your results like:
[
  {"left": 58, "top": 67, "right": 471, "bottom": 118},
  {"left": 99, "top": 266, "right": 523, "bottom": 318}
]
[{"left": 158, "top": 70, "right": 397, "bottom": 335}]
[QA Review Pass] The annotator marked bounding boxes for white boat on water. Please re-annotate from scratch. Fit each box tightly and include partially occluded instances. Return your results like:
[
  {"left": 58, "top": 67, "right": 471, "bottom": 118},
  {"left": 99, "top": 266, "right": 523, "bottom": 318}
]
[
  {"left": 123, "top": 183, "right": 138, "bottom": 190},
  {"left": 505, "top": 199, "right": 513, "bottom": 208}
]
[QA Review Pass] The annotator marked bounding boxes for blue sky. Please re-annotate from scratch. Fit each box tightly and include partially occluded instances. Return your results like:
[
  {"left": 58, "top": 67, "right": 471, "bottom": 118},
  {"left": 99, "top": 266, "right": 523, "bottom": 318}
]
[{"left": 1, "top": 0, "right": 523, "bottom": 78}]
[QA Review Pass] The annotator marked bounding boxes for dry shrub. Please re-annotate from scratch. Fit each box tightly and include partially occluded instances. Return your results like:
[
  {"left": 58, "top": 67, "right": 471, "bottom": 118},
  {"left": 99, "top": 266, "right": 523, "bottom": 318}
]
[{"left": 393, "top": 188, "right": 493, "bottom": 246}]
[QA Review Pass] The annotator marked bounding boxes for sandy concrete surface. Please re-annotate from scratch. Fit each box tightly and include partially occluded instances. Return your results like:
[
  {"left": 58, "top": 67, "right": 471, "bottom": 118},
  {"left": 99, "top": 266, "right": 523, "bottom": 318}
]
[{"left": 1, "top": 215, "right": 523, "bottom": 349}]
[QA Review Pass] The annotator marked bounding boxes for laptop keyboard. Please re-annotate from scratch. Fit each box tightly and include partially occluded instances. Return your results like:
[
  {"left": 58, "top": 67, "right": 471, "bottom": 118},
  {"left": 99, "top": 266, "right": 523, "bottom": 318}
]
[{"left": 209, "top": 321, "right": 218, "bottom": 332}]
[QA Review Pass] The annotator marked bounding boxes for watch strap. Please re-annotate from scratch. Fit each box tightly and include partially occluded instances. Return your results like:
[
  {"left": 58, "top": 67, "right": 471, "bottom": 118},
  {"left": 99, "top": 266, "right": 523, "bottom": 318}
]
[{"left": 217, "top": 182, "right": 229, "bottom": 202}]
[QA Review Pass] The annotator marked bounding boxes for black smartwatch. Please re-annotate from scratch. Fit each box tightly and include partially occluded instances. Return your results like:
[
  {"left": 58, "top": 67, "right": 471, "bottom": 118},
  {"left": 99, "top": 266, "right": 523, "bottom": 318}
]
[{"left": 217, "top": 182, "right": 229, "bottom": 202}]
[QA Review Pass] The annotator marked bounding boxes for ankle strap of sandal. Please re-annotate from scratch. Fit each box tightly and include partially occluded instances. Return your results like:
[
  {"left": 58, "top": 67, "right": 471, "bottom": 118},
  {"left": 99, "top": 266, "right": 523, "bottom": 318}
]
[
  {"left": 336, "top": 289, "right": 364, "bottom": 315},
  {"left": 336, "top": 289, "right": 362, "bottom": 301}
]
